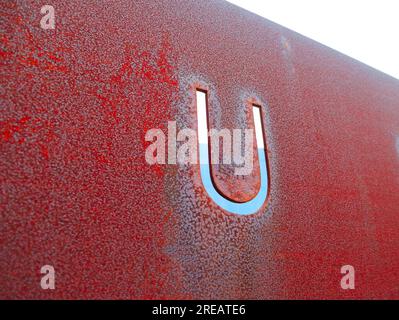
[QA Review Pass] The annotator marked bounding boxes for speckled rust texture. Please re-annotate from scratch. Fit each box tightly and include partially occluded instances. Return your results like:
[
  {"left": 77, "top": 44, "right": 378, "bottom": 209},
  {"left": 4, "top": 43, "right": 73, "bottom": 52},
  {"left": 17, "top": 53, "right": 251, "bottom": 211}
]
[{"left": 1, "top": 0, "right": 399, "bottom": 299}]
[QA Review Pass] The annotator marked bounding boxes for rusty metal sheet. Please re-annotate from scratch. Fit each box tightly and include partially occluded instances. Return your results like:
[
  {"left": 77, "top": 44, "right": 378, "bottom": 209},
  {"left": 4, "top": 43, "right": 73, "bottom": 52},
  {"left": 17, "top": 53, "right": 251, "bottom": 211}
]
[{"left": 1, "top": 0, "right": 399, "bottom": 299}]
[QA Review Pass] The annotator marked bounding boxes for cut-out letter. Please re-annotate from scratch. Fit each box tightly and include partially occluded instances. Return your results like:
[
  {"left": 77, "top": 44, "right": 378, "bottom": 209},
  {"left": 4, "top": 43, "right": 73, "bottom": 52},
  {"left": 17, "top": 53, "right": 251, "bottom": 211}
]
[{"left": 196, "top": 89, "right": 269, "bottom": 215}]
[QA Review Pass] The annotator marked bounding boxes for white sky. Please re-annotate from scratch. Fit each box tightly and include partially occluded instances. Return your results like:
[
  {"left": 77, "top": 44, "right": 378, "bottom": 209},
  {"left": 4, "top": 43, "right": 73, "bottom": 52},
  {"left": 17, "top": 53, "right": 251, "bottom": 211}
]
[{"left": 225, "top": 0, "right": 399, "bottom": 80}]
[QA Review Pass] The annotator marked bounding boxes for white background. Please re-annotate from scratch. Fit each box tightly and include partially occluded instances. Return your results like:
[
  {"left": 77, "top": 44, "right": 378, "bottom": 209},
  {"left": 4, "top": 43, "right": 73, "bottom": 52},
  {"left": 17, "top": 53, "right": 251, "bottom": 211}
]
[{"left": 226, "top": 0, "right": 399, "bottom": 80}]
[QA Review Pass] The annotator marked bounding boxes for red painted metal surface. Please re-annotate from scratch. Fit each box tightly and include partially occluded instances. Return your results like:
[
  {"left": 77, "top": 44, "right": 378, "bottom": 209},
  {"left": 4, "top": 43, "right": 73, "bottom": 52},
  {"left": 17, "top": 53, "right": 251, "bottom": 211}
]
[{"left": 1, "top": 0, "right": 399, "bottom": 299}]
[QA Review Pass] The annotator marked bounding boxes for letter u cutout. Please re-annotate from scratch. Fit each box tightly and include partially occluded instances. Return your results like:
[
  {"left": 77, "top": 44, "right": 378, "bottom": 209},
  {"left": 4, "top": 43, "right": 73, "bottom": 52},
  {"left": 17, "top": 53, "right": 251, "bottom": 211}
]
[{"left": 196, "top": 89, "right": 269, "bottom": 215}]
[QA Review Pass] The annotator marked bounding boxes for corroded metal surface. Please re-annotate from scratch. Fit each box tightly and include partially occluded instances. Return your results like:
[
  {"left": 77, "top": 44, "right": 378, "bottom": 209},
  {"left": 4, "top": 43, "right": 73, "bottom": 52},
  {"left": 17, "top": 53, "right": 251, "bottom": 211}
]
[{"left": 1, "top": 0, "right": 399, "bottom": 299}]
